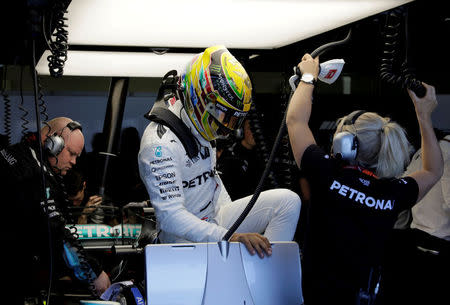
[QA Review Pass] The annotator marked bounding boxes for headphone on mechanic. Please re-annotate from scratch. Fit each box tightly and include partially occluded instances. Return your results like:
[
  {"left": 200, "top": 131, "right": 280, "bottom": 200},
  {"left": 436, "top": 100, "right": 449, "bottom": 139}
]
[
  {"left": 332, "top": 110, "right": 366, "bottom": 161},
  {"left": 43, "top": 121, "right": 83, "bottom": 157}
]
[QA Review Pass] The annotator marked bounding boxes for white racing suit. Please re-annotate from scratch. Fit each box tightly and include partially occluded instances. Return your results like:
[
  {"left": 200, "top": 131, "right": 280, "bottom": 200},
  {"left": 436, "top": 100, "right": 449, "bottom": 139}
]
[{"left": 138, "top": 98, "right": 301, "bottom": 243}]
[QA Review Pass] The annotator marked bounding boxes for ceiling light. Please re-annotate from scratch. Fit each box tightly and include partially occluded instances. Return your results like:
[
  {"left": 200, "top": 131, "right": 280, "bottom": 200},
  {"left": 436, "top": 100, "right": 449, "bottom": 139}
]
[
  {"left": 35, "top": 50, "right": 197, "bottom": 77},
  {"left": 66, "top": 0, "right": 414, "bottom": 49}
]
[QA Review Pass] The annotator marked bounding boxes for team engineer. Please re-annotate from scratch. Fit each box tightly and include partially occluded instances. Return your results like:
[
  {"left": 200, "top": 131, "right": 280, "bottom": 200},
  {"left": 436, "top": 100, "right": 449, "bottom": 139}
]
[
  {"left": 1, "top": 117, "right": 111, "bottom": 303},
  {"left": 286, "top": 54, "right": 443, "bottom": 305}
]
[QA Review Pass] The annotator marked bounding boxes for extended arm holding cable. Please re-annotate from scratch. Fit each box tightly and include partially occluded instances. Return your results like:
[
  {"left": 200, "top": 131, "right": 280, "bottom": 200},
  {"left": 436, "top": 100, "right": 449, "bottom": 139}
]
[
  {"left": 407, "top": 84, "right": 443, "bottom": 201},
  {"left": 222, "top": 29, "right": 352, "bottom": 242},
  {"left": 286, "top": 54, "right": 320, "bottom": 167}
]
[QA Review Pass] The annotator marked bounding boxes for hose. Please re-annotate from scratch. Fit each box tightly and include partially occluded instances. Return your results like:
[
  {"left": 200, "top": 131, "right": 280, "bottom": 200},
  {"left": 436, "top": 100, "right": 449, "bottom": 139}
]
[{"left": 222, "top": 28, "right": 352, "bottom": 241}]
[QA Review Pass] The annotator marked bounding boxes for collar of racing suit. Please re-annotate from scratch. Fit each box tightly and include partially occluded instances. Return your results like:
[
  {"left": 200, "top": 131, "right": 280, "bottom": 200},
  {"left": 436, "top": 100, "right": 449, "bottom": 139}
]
[{"left": 171, "top": 99, "right": 211, "bottom": 149}]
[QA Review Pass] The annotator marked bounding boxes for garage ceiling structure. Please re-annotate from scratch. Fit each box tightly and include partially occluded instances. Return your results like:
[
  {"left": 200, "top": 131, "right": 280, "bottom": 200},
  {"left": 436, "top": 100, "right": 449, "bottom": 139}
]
[
  {"left": 1, "top": 0, "right": 448, "bottom": 138},
  {"left": 33, "top": 0, "right": 416, "bottom": 77},
  {"left": 2, "top": 0, "right": 448, "bottom": 89},
  {"left": 0, "top": 0, "right": 448, "bottom": 184}
]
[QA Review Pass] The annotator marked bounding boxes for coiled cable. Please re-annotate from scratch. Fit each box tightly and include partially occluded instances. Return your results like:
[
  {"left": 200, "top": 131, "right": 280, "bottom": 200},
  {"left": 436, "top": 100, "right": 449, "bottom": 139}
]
[
  {"left": 379, "top": 7, "right": 426, "bottom": 97},
  {"left": 37, "top": 75, "right": 49, "bottom": 122},
  {"left": 66, "top": 224, "right": 80, "bottom": 240},
  {"left": 1, "top": 65, "right": 12, "bottom": 145},
  {"left": 46, "top": 0, "right": 70, "bottom": 78},
  {"left": 247, "top": 103, "right": 279, "bottom": 188},
  {"left": 276, "top": 76, "right": 299, "bottom": 189},
  {"left": 63, "top": 228, "right": 98, "bottom": 296},
  {"left": 60, "top": 179, "right": 98, "bottom": 296},
  {"left": 19, "top": 66, "right": 30, "bottom": 137}
]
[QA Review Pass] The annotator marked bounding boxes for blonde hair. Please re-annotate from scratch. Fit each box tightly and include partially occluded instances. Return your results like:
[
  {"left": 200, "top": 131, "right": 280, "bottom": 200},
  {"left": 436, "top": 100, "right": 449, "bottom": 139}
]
[{"left": 334, "top": 111, "right": 412, "bottom": 178}]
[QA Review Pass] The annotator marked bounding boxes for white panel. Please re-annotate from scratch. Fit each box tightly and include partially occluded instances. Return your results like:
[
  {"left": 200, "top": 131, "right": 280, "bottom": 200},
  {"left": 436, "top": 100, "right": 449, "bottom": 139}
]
[
  {"left": 66, "top": 0, "right": 414, "bottom": 49},
  {"left": 145, "top": 243, "right": 208, "bottom": 305},
  {"left": 242, "top": 242, "right": 303, "bottom": 305},
  {"left": 144, "top": 241, "right": 302, "bottom": 305},
  {"left": 36, "top": 50, "right": 196, "bottom": 77}
]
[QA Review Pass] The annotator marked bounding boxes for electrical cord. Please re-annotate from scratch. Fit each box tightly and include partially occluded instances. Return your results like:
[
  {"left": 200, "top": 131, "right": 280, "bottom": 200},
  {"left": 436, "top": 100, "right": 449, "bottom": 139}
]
[
  {"left": 59, "top": 182, "right": 99, "bottom": 295},
  {"left": 247, "top": 103, "right": 279, "bottom": 189},
  {"left": 19, "top": 66, "right": 30, "bottom": 137},
  {"left": 379, "top": 7, "right": 426, "bottom": 97},
  {"left": 37, "top": 75, "right": 49, "bottom": 122},
  {"left": 33, "top": 38, "right": 97, "bottom": 304},
  {"left": 223, "top": 29, "right": 352, "bottom": 241},
  {"left": 46, "top": 0, "right": 70, "bottom": 78},
  {"left": 1, "top": 65, "right": 12, "bottom": 145},
  {"left": 31, "top": 37, "right": 54, "bottom": 305},
  {"left": 276, "top": 76, "right": 299, "bottom": 189},
  {"left": 276, "top": 134, "right": 296, "bottom": 188}
]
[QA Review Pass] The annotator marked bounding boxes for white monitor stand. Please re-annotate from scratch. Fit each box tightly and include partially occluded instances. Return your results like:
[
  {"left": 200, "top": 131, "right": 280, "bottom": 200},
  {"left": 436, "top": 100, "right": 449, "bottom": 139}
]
[{"left": 145, "top": 241, "right": 303, "bottom": 305}]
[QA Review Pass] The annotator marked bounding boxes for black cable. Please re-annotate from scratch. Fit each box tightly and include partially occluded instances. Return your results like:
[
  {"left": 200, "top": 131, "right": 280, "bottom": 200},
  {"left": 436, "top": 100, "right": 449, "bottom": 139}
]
[
  {"left": 37, "top": 75, "right": 49, "bottom": 122},
  {"left": 247, "top": 102, "right": 279, "bottom": 189},
  {"left": 1, "top": 65, "right": 12, "bottom": 145},
  {"left": 223, "top": 112, "right": 288, "bottom": 241},
  {"left": 47, "top": 0, "right": 70, "bottom": 78},
  {"left": 379, "top": 7, "right": 426, "bottom": 97},
  {"left": 276, "top": 133, "right": 296, "bottom": 188},
  {"left": 276, "top": 76, "right": 298, "bottom": 189},
  {"left": 31, "top": 38, "right": 53, "bottom": 305},
  {"left": 19, "top": 66, "right": 30, "bottom": 137},
  {"left": 223, "top": 29, "right": 352, "bottom": 241},
  {"left": 42, "top": 13, "right": 54, "bottom": 53}
]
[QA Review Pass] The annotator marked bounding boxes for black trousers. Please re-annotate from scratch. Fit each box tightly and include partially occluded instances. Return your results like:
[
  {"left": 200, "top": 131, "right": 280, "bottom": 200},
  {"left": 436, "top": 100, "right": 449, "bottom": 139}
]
[{"left": 377, "top": 229, "right": 450, "bottom": 305}]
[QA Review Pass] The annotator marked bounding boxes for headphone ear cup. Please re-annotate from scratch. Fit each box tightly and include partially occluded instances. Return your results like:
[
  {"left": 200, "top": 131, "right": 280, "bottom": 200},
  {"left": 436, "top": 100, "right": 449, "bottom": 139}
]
[
  {"left": 332, "top": 131, "right": 358, "bottom": 161},
  {"left": 44, "top": 135, "right": 65, "bottom": 156}
]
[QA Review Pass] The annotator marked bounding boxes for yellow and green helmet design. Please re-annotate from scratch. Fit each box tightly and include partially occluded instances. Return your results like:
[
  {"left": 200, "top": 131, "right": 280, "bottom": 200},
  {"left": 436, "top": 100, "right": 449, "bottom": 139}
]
[{"left": 182, "top": 45, "right": 252, "bottom": 141}]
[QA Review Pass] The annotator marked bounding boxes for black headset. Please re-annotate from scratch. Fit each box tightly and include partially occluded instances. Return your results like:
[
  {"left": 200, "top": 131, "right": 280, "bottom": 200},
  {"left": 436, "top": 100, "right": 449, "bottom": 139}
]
[
  {"left": 43, "top": 121, "right": 83, "bottom": 157},
  {"left": 332, "top": 110, "right": 366, "bottom": 161}
]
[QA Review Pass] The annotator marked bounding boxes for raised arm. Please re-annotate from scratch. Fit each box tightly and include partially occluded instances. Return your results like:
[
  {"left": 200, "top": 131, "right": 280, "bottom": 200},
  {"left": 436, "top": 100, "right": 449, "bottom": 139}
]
[
  {"left": 286, "top": 54, "right": 320, "bottom": 168},
  {"left": 407, "top": 83, "right": 444, "bottom": 202}
]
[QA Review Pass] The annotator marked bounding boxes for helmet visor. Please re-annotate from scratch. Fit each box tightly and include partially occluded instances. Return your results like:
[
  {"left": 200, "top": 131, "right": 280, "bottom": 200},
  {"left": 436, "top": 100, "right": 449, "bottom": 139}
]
[{"left": 206, "top": 102, "right": 247, "bottom": 131}]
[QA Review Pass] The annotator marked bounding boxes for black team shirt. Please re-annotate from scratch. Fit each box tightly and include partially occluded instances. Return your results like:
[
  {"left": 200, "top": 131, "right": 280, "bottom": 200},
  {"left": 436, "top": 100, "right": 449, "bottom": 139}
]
[{"left": 300, "top": 144, "right": 418, "bottom": 305}]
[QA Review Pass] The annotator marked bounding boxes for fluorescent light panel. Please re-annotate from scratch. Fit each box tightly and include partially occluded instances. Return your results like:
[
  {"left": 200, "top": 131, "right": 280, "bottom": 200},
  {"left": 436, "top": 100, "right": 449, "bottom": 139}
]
[
  {"left": 67, "top": 0, "right": 414, "bottom": 49},
  {"left": 37, "top": 0, "right": 415, "bottom": 77},
  {"left": 36, "top": 50, "right": 196, "bottom": 77}
]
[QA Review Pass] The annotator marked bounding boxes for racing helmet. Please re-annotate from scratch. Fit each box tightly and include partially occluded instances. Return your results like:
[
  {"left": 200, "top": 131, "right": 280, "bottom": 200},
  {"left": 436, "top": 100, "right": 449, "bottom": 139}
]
[{"left": 182, "top": 45, "right": 252, "bottom": 141}]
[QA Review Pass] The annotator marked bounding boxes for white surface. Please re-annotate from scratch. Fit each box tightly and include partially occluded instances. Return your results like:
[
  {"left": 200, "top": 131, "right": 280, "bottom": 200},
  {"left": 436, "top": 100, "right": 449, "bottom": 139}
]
[
  {"left": 36, "top": 51, "right": 195, "bottom": 77},
  {"left": 146, "top": 243, "right": 208, "bottom": 305},
  {"left": 66, "top": 0, "right": 413, "bottom": 49},
  {"left": 145, "top": 241, "right": 303, "bottom": 305},
  {"left": 36, "top": 0, "right": 414, "bottom": 77}
]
